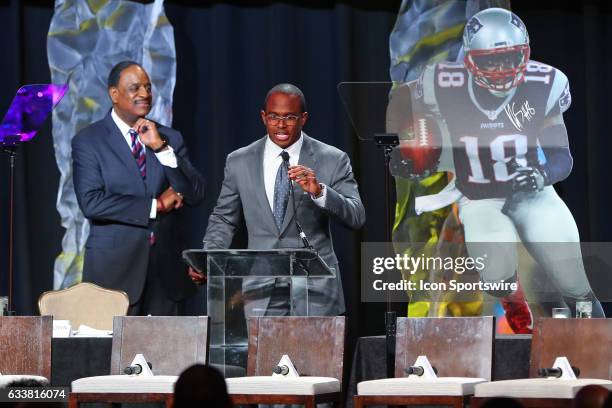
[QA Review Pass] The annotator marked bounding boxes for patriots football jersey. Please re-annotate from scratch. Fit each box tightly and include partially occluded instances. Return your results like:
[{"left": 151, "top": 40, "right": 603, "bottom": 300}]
[{"left": 417, "top": 60, "right": 571, "bottom": 199}]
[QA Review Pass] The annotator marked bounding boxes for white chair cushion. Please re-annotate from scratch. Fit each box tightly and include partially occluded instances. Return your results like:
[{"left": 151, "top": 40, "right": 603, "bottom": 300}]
[
  {"left": 0, "top": 375, "right": 49, "bottom": 388},
  {"left": 226, "top": 376, "right": 340, "bottom": 395},
  {"left": 357, "top": 377, "right": 487, "bottom": 396},
  {"left": 475, "top": 378, "right": 612, "bottom": 399},
  {"left": 71, "top": 375, "right": 178, "bottom": 393}
]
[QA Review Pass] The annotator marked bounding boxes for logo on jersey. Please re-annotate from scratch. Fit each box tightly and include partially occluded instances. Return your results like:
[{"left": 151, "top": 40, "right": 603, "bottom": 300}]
[
  {"left": 511, "top": 13, "right": 526, "bottom": 33},
  {"left": 465, "top": 17, "right": 483, "bottom": 42},
  {"left": 559, "top": 83, "right": 571, "bottom": 113},
  {"left": 480, "top": 122, "right": 504, "bottom": 130},
  {"left": 504, "top": 100, "right": 535, "bottom": 131}
]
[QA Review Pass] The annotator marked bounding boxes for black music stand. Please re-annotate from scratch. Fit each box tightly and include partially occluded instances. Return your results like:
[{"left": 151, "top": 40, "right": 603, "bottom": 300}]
[
  {"left": 338, "top": 81, "right": 405, "bottom": 377},
  {"left": 0, "top": 84, "right": 68, "bottom": 314}
]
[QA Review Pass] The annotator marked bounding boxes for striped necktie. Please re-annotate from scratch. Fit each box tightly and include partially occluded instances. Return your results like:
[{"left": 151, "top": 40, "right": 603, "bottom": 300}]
[{"left": 128, "top": 129, "right": 146, "bottom": 179}]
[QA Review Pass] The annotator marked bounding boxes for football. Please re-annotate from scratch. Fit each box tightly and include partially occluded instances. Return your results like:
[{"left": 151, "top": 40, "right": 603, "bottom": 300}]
[{"left": 397, "top": 114, "right": 442, "bottom": 175}]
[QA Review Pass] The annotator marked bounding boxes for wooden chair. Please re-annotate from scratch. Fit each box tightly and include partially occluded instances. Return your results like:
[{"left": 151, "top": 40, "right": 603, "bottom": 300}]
[
  {"left": 472, "top": 318, "right": 612, "bottom": 407},
  {"left": 69, "top": 316, "right": 209, "bottom": 408},
  {"left": 0, "top": 316, "right": 52, "bottom": 386},
  {"left": 354, "top": 316, "right": 495, "bottom": 408},
  {"left": 226, "top": 316, "right": 345, "bottom": 408},
  {"left": 38, "top": 282, "right": 129, "bottom": 331}
]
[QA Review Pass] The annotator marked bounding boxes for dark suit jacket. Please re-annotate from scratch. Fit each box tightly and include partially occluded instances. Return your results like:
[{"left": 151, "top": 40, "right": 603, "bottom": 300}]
[
  {"left": 72, "top": 112, "right": 205, "bottom": 304},
  {"left": 203, "top": 133, "right": 365, "bottom": 315}
]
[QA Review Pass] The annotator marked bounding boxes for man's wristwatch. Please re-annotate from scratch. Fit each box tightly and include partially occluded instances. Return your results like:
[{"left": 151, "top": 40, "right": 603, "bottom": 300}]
[{"left": 153, "top": 135, "right": 169, "bottom": 153}]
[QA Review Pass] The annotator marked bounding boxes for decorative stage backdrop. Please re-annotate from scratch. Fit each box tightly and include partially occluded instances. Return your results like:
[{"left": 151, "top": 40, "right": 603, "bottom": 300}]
[
  {"left": 0, "top": 1, "right": 610, "bottom": 339},
  {"left": 48, "top": 0, "right": 177, "bottom": 290}
]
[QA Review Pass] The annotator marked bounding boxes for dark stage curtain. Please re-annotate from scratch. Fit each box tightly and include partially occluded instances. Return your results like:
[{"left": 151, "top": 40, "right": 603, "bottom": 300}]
[{"left": 0, "top": 0, "right": 610, "bottom": 330}]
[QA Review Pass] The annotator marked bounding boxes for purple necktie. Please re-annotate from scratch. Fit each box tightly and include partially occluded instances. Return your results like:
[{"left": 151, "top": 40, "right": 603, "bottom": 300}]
[
  {"left": 128, "top": 129, "right": 154, "bottom": 245},
  {"left": 129, "top": 129, "right": 146, "bottom": 179}
]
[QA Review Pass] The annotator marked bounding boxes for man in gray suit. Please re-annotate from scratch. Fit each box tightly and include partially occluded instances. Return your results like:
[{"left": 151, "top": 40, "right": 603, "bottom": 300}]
[{"left": 191, "top": 83, "right": 365, "bottom": 316}]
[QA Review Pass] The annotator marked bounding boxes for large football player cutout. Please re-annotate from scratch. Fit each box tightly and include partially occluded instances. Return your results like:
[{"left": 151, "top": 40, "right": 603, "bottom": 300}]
[{"left": 390, "top": 8, "right": 605, "bottom": 321}]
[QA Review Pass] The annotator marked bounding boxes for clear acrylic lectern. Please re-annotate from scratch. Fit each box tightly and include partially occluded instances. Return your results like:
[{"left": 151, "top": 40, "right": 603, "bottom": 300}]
[{"left": 183, "top": 248, "right": 335, "bottom": 376}]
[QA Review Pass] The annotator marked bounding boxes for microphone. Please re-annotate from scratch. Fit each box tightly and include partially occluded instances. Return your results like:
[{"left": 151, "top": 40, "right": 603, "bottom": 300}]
[
  {"left": 281, "top": 151, "right": 313, "bottom": 250},
  {"left": 537, "top": 367, "right": 562, "bottom": 378},
  {"left": 404, "top": 366, "right": 424, "bottom": 376},
  {"left": 537, "top": 366, "right": 580, "bottom": 378},
  {"left": 404, "top": 365, "right": 438, "bottom": 376},
  {"left": 273, "top": 365, "right": 290, "bottom": 376},
  {"left": 123, "top": 361, "right": 153, "bottom": 375}
]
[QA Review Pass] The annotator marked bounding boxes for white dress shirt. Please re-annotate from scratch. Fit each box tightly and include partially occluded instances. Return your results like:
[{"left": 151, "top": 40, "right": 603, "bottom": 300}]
[
  {"left": 263, "top": 132, "right": 327, "bottom": 212},
  {"left": 111, "top": 109, "right": 178, "bottom": 218}
]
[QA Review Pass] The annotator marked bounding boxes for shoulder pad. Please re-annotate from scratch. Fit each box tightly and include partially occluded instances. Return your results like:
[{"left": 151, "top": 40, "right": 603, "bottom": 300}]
[{"left": 546, "top": 68, "right": 570, "bottom": 115}]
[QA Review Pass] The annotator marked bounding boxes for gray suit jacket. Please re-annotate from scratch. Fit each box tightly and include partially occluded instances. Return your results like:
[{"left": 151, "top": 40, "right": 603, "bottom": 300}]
[{"left": 203, "top": 133, "right": 365, "bottom": 315}]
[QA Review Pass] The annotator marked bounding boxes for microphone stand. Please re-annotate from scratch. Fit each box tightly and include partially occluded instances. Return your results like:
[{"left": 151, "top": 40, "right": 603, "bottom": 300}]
[
  {"left": 374, "top": 133, "right": 399, "bottom": 378},
  {"left": 2, "top": 144, "right": 18, "bottom": 315},
  {"left": 283, "top": 155, "right": 315, "bottom": 317},
  {"left": 283, "top": 155, "right": 313, "bottom": 250},
  {"left": 289, "top": 181, "right": 313, "bottom": 250}
]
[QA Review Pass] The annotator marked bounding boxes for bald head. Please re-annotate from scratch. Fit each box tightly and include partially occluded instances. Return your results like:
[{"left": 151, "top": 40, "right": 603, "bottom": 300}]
[{"left": 264, "top": 83, "right": 307, "bottom": 112}]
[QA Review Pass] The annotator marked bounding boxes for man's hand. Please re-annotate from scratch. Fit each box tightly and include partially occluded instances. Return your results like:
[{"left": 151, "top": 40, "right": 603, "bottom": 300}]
[
  {"left": 157, "top": 186, "right": 183, "bottom": 214},
  {"left": 511, "top": 166, "right": 546, "bottom": 192},
  {"left": 134, "top": 118, "right": 167, "bottom": 152},
  {"left": 288, "top": 165, "right": 322, "bottom": 196},
  {"left": 188, "top": 267, "right": 206, "bottom": 285}
]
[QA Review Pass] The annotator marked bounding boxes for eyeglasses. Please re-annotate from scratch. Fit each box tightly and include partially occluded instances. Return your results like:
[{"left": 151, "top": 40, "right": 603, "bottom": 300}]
[{"left": 266, "top": 114, "right": 301, "bottom": 125}]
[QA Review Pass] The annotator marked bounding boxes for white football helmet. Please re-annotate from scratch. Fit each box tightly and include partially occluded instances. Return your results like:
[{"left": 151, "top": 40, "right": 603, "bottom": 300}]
[{"left": 463, "top": 8, "right": 530, "bottom": 91}]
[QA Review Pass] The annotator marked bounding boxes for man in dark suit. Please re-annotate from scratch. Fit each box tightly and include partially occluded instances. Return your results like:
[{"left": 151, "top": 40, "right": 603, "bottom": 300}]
[
  {"left": 191, "top": 83, "right": 365, "bottom": 316},
  {"left": 72, "top": 61, "right": 205, "bottom": 315}
]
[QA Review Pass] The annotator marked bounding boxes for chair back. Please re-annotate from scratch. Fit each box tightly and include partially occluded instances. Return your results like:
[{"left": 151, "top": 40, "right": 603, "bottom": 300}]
[
  {"left": 246, "top": 316, "right": 345, "bottom": 380},
  {"left": 38, "top": 282, "right": 129, "bottom": 330},
  {"left": 530, "top": 318, "right": 612, "bottom": 380},
  {"left": 395, "top": 317, "right": 495, "bottom": 380},
  {"left": 0, "top": 316, "right": 52, "bottom": 378},
  {"left": 110, "top": 316, "right": 209, "bottom": 376}
]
